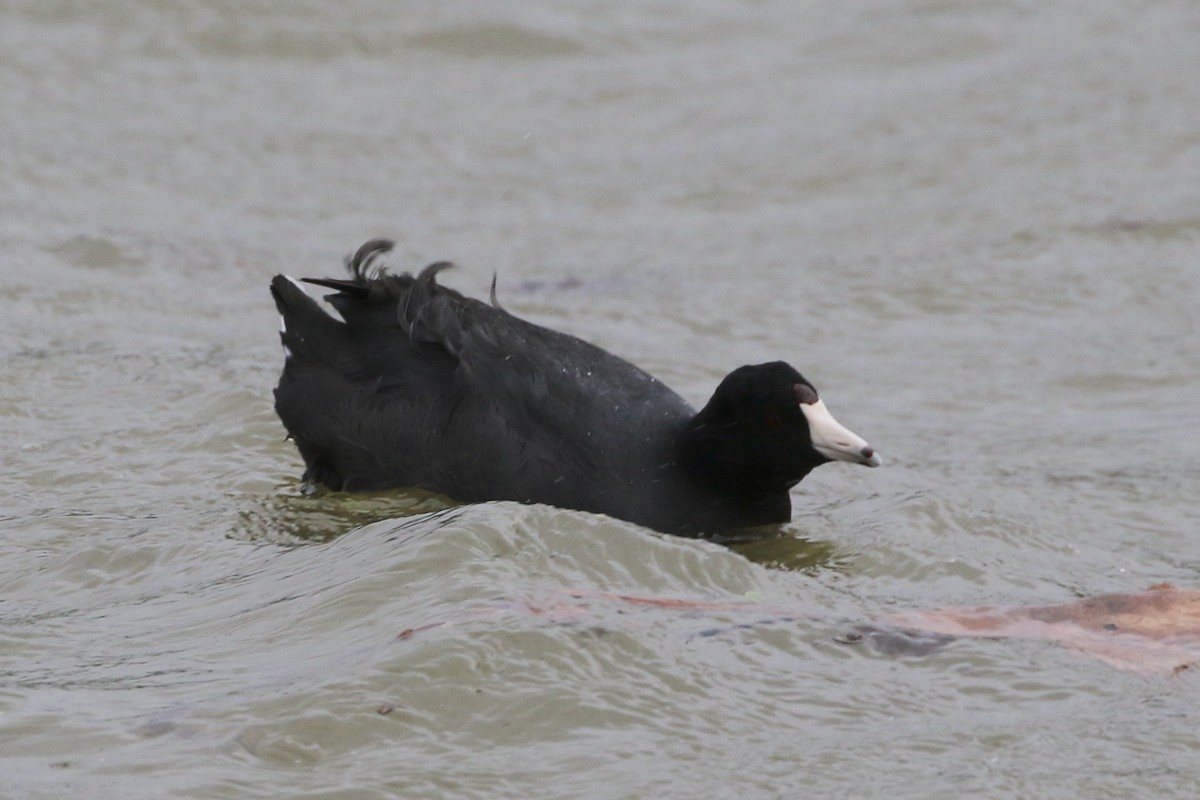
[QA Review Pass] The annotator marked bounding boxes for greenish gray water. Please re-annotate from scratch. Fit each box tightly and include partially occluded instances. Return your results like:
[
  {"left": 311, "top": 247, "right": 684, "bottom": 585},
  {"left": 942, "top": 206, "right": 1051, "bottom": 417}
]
[{"left": 3, "top": 2, "right": 1199, "bottom": 798}]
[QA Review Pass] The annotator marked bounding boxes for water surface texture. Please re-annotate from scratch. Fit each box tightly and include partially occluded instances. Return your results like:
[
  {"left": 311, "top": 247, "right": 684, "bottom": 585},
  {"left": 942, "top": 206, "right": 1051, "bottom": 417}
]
[{"left": 4, "top": 2, "right": 1200, "bottom": 798}]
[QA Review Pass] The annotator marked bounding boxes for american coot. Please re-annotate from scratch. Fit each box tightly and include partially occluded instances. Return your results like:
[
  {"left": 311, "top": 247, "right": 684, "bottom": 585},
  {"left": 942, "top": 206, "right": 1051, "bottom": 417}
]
[{"left": 271, "top": 239, "right": 880, "bottom": 536}]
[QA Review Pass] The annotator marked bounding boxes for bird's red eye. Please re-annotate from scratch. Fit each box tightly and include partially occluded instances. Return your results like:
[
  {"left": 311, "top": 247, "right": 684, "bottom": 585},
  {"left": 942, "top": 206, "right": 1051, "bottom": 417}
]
[{"left": 766, "top": 414, "right": 782, "bottom": 429}]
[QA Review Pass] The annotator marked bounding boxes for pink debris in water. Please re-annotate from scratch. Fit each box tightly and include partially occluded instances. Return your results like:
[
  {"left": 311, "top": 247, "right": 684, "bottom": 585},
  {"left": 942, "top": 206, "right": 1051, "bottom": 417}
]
[{"left": 886, "top": 583, "right": 1200, "bottom": 675}]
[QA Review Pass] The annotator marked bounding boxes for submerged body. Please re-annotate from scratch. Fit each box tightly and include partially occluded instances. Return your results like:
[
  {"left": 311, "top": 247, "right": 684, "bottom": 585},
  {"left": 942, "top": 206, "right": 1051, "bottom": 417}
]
[{"left": 271, "top": 240, "right": 879, "bottom": 535}]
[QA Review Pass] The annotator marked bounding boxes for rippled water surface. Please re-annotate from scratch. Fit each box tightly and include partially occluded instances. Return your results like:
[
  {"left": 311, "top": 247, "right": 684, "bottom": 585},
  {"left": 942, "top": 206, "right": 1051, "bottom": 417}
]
[{"left": 4, "top": 2, "right": 1200, "bottom": 798}]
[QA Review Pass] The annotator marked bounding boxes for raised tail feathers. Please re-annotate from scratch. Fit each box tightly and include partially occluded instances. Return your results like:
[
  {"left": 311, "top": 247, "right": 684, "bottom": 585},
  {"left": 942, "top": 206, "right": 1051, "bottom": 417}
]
[
  {"left": 270, "top": 274, "right": 348, "bottom": 363},
  {"left": 301, "top": 238, "right": 395, "bottom": 296}
]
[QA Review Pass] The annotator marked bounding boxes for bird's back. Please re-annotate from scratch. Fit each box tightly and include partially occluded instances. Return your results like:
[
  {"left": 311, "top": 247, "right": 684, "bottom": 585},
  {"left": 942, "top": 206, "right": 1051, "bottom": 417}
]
[{"left": 271, "top": 244, "right": 694, "bottom": 519}]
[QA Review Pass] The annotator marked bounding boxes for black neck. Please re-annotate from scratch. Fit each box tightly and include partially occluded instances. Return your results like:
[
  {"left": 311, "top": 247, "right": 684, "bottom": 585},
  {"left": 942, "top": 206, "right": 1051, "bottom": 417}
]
[{"left": 673, "top": 421, "right": 798, "bottom": 531}]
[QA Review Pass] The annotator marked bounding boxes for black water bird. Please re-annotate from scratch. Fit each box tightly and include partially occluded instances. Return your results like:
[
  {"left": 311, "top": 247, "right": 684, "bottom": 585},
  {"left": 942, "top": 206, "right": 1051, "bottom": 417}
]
[{"left": 271, "top": 239, "right": 880, "bottom": 535}]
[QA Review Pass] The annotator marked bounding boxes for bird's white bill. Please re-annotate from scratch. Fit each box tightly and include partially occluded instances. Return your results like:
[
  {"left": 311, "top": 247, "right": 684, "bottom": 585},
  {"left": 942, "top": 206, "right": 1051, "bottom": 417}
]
[{"left": 800, "top": 399, "right": 882, "bottom": 467}]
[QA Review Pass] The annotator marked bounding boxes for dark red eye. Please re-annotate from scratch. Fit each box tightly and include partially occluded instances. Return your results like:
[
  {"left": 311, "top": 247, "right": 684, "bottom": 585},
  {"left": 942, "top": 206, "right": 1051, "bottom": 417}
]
[{"left": 766, "top": 414, "right": 782, "bottom": 429}]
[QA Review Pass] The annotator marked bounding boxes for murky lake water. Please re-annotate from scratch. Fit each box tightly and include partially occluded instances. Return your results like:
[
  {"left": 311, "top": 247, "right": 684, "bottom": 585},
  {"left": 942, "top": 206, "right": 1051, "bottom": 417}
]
[{"left": 3, "top": 1, "right": 1200, "bottom": 797}]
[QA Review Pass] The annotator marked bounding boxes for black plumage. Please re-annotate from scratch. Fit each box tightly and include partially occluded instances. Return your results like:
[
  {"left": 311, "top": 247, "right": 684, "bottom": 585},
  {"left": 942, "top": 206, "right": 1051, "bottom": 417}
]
[{"left": 271, "top": 239, "right": 879, "bottom": 535}]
